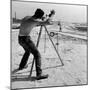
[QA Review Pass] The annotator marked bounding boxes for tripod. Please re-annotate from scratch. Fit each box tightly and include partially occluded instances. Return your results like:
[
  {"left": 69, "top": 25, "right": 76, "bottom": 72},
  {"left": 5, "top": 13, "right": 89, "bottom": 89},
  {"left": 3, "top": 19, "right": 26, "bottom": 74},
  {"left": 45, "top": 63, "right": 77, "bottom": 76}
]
[{"left": 28, "top": 25, "right": 64, "bottom": 78}]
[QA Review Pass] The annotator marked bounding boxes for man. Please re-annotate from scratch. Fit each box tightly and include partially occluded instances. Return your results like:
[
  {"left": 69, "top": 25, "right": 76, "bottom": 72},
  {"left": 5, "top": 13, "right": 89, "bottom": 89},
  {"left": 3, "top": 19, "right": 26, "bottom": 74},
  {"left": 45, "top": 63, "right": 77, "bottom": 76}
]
[{"left": 13, "top": 8, "right": 51, "bottom": 80}]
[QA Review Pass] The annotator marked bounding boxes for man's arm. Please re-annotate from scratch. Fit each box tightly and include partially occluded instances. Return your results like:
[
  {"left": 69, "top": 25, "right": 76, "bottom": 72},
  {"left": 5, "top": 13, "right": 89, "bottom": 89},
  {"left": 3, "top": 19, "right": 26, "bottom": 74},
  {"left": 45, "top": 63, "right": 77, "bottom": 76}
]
[{"left": 37, "top": 20, "right": 51, "bottom": 26}]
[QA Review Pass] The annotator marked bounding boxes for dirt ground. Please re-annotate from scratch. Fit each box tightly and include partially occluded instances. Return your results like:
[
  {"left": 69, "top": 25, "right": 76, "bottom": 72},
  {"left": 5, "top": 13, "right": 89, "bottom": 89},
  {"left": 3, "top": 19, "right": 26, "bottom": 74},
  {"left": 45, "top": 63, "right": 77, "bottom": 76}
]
[{"left": 11, "top": 25, "right": 87, "bottom": 89}]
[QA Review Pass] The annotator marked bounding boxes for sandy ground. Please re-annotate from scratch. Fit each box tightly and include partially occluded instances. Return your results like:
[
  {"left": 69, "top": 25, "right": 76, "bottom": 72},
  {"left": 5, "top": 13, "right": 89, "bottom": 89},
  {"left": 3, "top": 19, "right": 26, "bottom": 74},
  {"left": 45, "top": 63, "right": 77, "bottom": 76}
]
[{"left": 11, "top": 25, "right": 87, "bottom": 89}]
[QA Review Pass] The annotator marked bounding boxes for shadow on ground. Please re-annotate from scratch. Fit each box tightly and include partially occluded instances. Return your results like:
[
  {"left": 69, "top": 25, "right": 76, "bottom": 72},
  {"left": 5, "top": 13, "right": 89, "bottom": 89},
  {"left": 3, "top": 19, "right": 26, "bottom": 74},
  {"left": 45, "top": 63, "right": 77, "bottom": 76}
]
[{"left": 12, "top": 76, "right": 37, "bottom": 82}]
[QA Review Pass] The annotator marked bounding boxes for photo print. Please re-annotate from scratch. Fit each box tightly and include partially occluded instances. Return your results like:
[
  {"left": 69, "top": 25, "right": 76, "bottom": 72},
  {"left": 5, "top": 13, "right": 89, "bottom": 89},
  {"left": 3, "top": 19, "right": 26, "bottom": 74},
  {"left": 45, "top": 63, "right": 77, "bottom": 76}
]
[{"left": 11, "top": 0, "right": 88, "bottom": 89}]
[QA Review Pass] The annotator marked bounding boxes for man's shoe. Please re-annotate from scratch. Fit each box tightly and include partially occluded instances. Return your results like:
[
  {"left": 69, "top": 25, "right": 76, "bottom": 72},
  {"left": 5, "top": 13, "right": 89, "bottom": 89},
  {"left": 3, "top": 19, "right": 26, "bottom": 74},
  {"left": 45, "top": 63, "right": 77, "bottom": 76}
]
[{"left": 36, "top": 74, "right": 48, "bottom": 80}]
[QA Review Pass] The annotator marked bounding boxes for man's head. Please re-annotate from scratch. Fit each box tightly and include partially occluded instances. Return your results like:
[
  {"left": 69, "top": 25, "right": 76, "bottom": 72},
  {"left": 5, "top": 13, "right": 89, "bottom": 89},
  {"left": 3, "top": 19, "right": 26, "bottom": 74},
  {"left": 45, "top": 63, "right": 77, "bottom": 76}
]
[{"left": 33, "top": 8, "right": 44, "bottom": 19}]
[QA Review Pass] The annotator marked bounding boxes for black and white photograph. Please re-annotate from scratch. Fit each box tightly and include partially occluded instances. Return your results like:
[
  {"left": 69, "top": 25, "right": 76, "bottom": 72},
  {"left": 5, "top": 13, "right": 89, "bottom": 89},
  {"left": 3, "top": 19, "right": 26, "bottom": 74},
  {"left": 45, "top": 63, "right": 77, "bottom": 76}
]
[{"left": 11, "top": 0, "right": 88, "bottom": 89}]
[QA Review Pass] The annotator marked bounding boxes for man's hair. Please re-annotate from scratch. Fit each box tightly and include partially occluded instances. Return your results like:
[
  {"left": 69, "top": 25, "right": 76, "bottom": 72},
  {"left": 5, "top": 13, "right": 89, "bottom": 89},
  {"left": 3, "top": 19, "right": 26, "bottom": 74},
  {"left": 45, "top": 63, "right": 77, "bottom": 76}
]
[{"left": 34, "top": 8, "right": 44, "bottom": 19}]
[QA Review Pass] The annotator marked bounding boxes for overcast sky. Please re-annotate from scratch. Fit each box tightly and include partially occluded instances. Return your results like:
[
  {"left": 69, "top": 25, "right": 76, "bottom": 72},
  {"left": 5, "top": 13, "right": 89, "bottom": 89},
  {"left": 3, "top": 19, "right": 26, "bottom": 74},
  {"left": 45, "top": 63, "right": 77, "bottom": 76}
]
[{"left": 12, "top": 1, "right": 87, "bottom": 23}]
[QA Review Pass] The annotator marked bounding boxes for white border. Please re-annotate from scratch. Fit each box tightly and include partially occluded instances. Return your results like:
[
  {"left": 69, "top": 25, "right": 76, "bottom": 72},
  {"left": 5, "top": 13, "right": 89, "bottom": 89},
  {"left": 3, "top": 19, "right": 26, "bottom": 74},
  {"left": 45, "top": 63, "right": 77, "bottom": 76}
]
[{"left": 0, "top": 0, "right": 89, "bottom": 90}]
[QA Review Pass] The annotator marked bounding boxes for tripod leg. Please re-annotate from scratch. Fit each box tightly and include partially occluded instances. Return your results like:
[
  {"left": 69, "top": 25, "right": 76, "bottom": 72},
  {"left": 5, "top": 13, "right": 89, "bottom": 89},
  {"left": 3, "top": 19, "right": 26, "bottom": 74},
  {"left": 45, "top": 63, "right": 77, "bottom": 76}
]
[
  {"left": 44, "top": 25, "right": 64, "bottom": 66},
  {"left": 44, "top": 28, "right": 47, "bottom": 53},
  {"left": 28, "top": 26, "right": 43, "bottom": 78}
]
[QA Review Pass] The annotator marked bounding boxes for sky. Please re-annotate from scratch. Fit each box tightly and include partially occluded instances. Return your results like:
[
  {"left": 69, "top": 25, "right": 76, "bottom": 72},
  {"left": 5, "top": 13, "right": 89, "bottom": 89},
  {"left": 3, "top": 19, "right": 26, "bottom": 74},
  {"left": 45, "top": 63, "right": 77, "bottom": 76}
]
[{"left": 12, "top": 0, "right": 87, "bottom": 23}]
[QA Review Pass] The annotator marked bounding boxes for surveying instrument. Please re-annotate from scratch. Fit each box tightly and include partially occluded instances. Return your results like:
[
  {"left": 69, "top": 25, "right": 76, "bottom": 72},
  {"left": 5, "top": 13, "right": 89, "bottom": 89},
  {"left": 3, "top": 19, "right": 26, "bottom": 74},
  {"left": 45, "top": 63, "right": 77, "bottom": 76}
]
[{"left": 28, "top": 10, "right": 64, "bottom": 78}]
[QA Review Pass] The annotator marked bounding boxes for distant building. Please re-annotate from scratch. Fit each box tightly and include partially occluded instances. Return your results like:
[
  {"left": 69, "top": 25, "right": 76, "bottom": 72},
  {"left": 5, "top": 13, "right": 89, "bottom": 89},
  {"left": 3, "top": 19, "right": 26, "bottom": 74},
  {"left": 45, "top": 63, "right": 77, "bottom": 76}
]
[{"left": 12, "top": 17, "right": 21, "bottom": 23}]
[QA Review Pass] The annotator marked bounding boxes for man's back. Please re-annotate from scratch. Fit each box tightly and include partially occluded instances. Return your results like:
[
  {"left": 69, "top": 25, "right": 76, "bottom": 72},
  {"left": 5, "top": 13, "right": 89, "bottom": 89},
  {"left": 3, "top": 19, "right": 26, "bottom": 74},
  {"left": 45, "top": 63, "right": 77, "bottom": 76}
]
[{"left": 19, "top": 16, "right": 38, "bottom": 36}]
